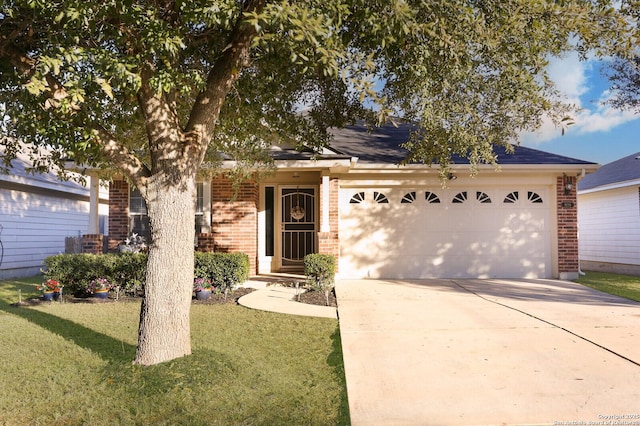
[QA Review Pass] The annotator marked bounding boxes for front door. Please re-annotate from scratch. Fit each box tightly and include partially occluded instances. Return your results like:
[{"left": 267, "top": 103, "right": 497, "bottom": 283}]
[{"left": 280, "top": 187, "right": 317, "bottom": 270}]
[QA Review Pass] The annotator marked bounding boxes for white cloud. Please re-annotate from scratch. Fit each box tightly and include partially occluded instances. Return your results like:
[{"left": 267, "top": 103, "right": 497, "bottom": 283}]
[{"left": 520, "top": 54, "right": 639, "bottom": 145}]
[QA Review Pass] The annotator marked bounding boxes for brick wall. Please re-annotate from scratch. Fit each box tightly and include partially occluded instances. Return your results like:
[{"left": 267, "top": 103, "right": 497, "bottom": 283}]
[
  {"left": 557, "top": 175, "right": 579, "bottom": 278},
  {"left": 318, "top": 177, "right": 339, "bottom": 271},
  {"left": 212, "top": 177, "right": 259, "bottom": 275},
  {"left": 81, "top": 234, "right": 104, "bottom": 254},
  {"left": 108, "top": 179, "right": 130, "bottom": 252}
]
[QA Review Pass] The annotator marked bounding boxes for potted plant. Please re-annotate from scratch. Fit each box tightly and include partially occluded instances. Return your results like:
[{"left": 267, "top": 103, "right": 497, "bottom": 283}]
[
  {"left": 193, "top": 277, "right": 212, "bottom": 301},
  {"left": 37, "top": 278, "right": 62, "bottom": 301},
  {"left": 86, "top": 277, "right": 113, "bottom": 299}
]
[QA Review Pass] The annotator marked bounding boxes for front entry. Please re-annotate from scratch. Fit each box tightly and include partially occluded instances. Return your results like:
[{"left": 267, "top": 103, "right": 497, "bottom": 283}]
[{"left": 279, "top": 187, "right": 317, "bottom": 270}]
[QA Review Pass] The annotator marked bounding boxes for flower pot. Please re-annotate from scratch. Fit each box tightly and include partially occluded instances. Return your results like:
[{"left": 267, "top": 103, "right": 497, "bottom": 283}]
[
  {"left": 92, "top": 289, "right": 109, "bottom": 299},
  {"left": 195, "top": 289, "right": 212, "bottom": 301},
  {"left": 42, "top": 291, "right": 55, "bottom": 301},
  {"left": 53, "top": 291, "right": 61, "bottom": 301}
]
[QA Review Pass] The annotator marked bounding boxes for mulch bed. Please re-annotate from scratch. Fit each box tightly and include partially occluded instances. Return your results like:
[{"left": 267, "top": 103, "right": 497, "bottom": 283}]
[
  {"left": 11, "top": 287, "right": 337, "bottom": 308},
  {"left": 191, "top": 287, "right": 256, "bottom": 304},
  {"left": 296, "top": 288, "right": 338, "bottom": 308}
]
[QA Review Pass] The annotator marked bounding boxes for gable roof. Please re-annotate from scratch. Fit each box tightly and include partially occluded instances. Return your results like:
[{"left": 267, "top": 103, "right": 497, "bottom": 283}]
[
  {"left": 578, "top": 151, "right": 640, "bottom": 191},
  {"left": 327, "top": 121, "right": 597, "bottom": 166}
]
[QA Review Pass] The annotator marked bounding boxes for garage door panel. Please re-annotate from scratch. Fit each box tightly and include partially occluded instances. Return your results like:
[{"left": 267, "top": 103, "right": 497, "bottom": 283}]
[{"left": 339, "top": 187, "right": 551, "bottom": 279}]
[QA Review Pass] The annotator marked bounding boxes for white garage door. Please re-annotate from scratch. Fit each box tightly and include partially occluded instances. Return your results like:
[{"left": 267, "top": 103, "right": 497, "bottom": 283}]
[{"left": 339, "top": 187, "right": 551, "bottom": 279}]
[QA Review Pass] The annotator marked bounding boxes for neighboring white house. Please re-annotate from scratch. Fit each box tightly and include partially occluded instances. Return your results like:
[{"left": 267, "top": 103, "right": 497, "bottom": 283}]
[
  {"left": 577, "top": 151, "right": 640, "bottom": 276},
  {"left": 0, "top": 150, "right": 109, "bottom": 279}
]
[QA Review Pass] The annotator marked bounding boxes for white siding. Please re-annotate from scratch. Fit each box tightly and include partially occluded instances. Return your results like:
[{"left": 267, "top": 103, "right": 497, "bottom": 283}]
[
  {"left": 0, "top": 188, "right": 93, "bottom": 278},
  {"left": 0, "top": 152, "right": 109, "bottom": 278},
  {"left": 578, "top": 187, "right": 640, "bottom": 266}
]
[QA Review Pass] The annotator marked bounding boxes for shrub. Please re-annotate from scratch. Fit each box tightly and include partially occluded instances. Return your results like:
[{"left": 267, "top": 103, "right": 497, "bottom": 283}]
[
  {"left": 44, "top": 251, "right": 249, "bottom": 298},
  {"left": 304, "top": 254, "right": 336, "bottom": 306},
  {"left": 194, "top": 252, "right": 250, "bottom": 293},
  {"left": 111, "top": 253, "right": 147, "bottom": 296},
  {"left": 43, "top": 253, "right": 147, "bottom": 297}
]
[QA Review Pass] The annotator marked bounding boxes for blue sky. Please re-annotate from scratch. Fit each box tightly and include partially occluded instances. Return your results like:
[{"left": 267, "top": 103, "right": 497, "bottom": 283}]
[{"left": 520, "top": 54, "right": 640, "bottom": 165}]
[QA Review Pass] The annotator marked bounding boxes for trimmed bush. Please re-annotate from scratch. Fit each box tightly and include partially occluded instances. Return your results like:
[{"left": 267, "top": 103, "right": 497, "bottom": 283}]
[
  {"left": 194, "top": 252, "right": 250, "bottom": 292},
  {"left": 43, "top": 253, "right": 147, "bottom": 297},
  {"left": 44, "top": 251, "right": 249, "bottom": 298},
  {"left": 304, "top": 254, "right": 336, "bottom": 306}
]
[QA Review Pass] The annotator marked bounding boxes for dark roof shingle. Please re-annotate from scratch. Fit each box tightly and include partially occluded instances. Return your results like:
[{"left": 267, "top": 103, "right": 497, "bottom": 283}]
[
  {"left": 578, "top": 151, "right": 640, "bottom": 190},
  {"left": 328, "top": 122, "right": 596, "bottom": 166}
]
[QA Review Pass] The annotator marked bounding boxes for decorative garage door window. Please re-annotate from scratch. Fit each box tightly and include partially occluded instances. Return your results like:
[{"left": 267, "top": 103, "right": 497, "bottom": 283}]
[
  {"left": 349, "top": 190, "right": 543, "bottom": 205},
  {"left": 425, "top": 191, "right": 441, "bottom": 203},
  {"left": 401, "top": 192, "right": 417, "bottom": 203},
  {"left": 476, "top": 191, "right": 492, "bottom": 203},
  {"left": 349, "top": 192, "right": 365, "bottom": 204},
  {"left": 528, "top": 191, "right": 543, "bottom": 203},
  {"left": 373, "top": 192, "right": 389, "bottom": 203},
  {"left": 504, "top": 191, "right": 519, "bottom": 203},
  {"left": 452, "top": 191, "right": 468, "bottom": 203}
]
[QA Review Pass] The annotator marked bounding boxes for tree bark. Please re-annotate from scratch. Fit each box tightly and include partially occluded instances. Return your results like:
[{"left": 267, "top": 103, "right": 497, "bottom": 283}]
[{"left": 133, "top": 174, "right": 196, "bottom": 365}]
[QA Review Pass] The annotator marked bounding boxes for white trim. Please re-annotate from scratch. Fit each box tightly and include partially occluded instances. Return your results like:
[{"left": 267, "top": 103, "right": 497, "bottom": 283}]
[
  {"left": 200, "top": 180, "right": 212, "bottom": 233},
  {"left": 321, "top": 174, "right": 330, "bottom": 233},
  {"left": 578, "top": 178, "right": 640, "bottom": 195},
  {"left": 88, "top": 173, "right": 100, "bottom": 234}
]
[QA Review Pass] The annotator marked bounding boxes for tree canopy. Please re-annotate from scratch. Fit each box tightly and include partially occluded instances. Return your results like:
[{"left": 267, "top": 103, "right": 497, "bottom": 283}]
[
  {"left": 1, "top": 1, "right": 635, "bottom": 177},
  {"left": 1, "top": 0, "right": 636, "bottom": 365}
]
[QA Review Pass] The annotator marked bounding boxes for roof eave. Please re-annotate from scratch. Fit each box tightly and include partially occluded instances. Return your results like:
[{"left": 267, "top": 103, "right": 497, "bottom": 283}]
[{"left": 578, "top": 178, "right": 640, "bottom": 195}]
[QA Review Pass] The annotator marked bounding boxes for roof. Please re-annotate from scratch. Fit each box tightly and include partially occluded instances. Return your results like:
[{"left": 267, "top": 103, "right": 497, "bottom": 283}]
[
  {"left": 326, "top": 121, "right": 597, "bottom": 166},
  {"left": 578, "top": 151, "right": 640, "bottom": 191}
]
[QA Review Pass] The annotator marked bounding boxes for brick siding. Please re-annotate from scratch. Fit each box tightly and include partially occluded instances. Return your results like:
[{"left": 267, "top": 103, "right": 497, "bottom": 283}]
[
  {"left": 108, "top": 179, "right": 130, "bottom": 252},
  {"left": 81, "top": 234, "right": 104, "bottom": 254},
  {"left": 211, "top": 177, "right": 259, "bottom": 275},
  {"left": 318, "top": 177, "right": 340, "bottom": 271},
  {"left": 557, "top": 175, "right": 579, "bottom": 275}
]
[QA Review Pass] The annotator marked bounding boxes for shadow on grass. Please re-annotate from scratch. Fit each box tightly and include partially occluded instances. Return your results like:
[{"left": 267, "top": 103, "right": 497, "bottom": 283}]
[
  {"left": 0, "top": 300, "right": 137, "bottom": 363},
  {"left": 328, "top": 326, "right": 351, "bottom": 425}
]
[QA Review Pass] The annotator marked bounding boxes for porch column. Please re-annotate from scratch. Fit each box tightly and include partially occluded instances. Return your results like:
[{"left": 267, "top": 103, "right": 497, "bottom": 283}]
[
  {"left": 87, "top": 172, "right": 100, "bottom": 234},
  {"left": 321, "top": 173, "right": 330, "bottom": 233}
]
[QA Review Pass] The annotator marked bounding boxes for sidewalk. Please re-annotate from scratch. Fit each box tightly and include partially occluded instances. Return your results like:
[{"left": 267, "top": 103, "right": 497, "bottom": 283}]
[{"left": 238, "top": 275, "right": 338, "bottom": 320}]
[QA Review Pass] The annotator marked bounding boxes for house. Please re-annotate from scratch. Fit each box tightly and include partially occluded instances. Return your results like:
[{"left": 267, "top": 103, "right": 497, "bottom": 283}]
[
  {"left": 0, "top": 149, "right": 109, "bottom": 279},
  {"left": 105, "top": 122, "right": 595, "bottom": 280},
  {"left": 577, "top": 151, "right": 640, "bottom": 276}
]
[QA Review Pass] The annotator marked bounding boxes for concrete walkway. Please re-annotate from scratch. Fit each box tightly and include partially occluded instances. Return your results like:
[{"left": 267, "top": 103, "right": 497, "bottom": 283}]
[
  {"left": 238, "top": 275, "right": 338, "bottom": 319},
  {"left": 336, "top": 278, "right": 640, "bottom": 426}
]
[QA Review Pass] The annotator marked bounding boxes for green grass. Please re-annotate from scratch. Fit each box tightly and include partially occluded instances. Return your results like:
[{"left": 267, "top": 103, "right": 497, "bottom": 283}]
[
  {"left": 0, "top": 276, "right": 350, "bottom": 425},
  {"left": 575, "top": 271, "right": 640, "bottom": 302}
]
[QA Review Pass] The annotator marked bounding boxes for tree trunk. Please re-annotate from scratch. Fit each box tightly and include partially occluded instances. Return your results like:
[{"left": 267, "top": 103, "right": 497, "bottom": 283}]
[{"left": 133, "top": 175, "right": 196, "bottom": 365}]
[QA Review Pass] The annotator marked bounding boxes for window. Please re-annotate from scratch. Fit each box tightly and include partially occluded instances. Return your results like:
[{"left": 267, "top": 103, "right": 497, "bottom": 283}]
[
  {"left": 129, "top": 181, "right": 210, "bottom": 241},
  {"left": 373, "top": 192, "right": 389, "bottom": 203},
  {"left": 265, "top": 187, "right": 275, "bottom": 257},
  {"left": 195, "top": 182, "right": 204, "bottom": 233},
  {"left": 476, "top": 191, "right": 492, "bottom": 203},
  {"left": 401, "top": 192, "right": 416, "bottom": 204},
  {"left": 425, "top": 191, "right": 441, "bottom": 203},
  {"left": 350, "top": 192, "right": 365, "bottom": 204},
  {"left": 452, "top": 191, "right": 467, "bottom": 203},
  {"left": 528, "top": 191, "right": 543, "bottom": 203},
  {"left": 503, "top": 192, "right": 519, "bottom": 203},
  {"left": 129, "top": 188, "right": 150, "bottom": 239}
]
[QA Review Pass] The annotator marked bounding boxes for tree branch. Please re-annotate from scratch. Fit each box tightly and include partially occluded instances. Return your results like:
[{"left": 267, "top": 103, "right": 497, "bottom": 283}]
[
  {"left": 90, "top": 123, "right": 152, "bottom": 187},
  {"left": 185, "top": 0, "right": 266, "bottom": 152}
]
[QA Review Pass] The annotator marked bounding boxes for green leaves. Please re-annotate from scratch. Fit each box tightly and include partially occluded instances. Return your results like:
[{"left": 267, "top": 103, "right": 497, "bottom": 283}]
[{"left": 0, "top": 0, "right": 636, "bottom": 178}]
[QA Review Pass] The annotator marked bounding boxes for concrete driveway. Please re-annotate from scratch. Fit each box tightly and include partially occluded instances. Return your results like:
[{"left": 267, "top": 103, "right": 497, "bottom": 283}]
[{"left": 336, "top": 278, "right": 640, "bottom": 425}]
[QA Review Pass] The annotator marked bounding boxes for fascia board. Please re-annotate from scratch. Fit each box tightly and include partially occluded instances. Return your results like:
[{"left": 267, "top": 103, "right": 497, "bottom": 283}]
[{"left": 578, "top": 178, "right": 640, "bottom": 195}]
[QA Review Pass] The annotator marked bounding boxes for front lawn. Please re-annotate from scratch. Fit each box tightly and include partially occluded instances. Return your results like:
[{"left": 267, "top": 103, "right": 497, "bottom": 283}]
[
  {"left": 575, "top": 271, "right": 640, "bottom": 302},
  {"left": 0, "top": 276, "right": 350, "bottom": 425}
]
